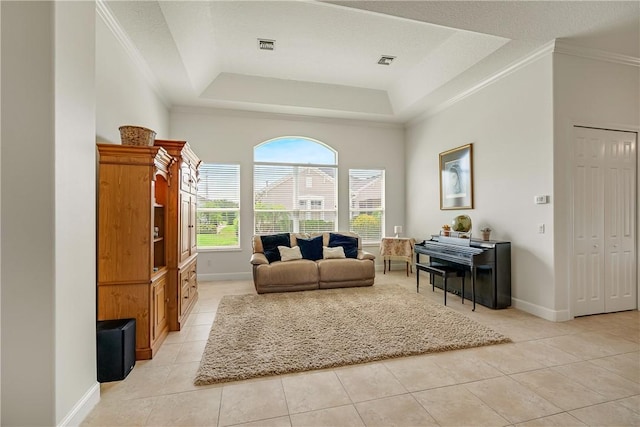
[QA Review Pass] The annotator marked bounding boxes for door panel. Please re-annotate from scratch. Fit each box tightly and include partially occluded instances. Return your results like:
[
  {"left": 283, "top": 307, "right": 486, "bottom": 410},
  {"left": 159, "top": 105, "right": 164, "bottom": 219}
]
[
  {"left": 189, "top": 195, "right": 197, "bottom": 255},
  {"left": 573, "top": 127, "right": 637, "bottom": 316},
  {"left": 573, "top": 133, "right": 605, "bottom": 316},
  {"left": 180, "top": 193, "right": 190, "bottom": 261},
  {"left": 603, "top": 133, "right": 636, "bottom": 312}
]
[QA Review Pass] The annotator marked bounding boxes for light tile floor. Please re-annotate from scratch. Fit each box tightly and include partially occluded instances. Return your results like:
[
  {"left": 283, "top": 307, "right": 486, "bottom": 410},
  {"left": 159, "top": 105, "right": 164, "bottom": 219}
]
[{"left": 82, "top": 271, "right": 640, "bottom": 427}]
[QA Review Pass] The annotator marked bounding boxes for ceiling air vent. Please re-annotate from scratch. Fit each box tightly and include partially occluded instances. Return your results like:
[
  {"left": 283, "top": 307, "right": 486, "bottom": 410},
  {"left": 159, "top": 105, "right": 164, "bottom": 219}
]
[
  {"left": 378, "top": 55, "right": 395, "bottom": 65},
  {"left": 258, "top": 39, "right": 275, "bottom": 51}
]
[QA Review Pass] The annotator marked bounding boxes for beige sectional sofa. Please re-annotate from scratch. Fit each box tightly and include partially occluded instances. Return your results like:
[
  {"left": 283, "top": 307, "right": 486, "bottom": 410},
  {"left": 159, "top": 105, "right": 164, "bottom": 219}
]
[{"left": 250, "top": 232, "right": 375, "bottom": 294}]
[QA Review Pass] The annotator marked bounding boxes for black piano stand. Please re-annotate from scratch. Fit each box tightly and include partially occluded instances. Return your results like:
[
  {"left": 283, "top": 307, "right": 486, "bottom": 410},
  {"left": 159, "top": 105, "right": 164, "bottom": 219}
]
[{"left": 416, "top": 263, "right": 476, "bottom": 311}]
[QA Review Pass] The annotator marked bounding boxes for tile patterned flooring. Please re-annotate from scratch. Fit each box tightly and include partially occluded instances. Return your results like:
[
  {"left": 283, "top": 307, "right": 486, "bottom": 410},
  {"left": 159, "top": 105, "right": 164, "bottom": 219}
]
[{"left": 82, "top": 271, "right": 640, "bottom": 426}]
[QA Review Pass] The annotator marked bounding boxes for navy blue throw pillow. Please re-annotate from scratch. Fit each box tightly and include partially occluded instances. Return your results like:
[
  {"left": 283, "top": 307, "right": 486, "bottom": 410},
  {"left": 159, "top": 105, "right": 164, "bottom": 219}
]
[
  {"left": 260, "top": 233, "right": 291, "bottom": 263},
  {"left": 328, "top": 233, "right": 358, "bottom": 259},
  {"left": 297, "top": 235, "right": 323, "bottom": 261}
]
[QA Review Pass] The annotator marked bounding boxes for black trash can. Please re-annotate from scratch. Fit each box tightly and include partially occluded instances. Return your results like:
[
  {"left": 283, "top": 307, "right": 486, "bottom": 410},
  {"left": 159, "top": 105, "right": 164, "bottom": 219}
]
[{"left": 96, "top": 318, "right": 136, "bottom": 382}]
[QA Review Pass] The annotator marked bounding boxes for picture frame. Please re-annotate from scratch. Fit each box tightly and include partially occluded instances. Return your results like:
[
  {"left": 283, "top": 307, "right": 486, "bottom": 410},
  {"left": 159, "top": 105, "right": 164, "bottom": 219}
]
[{"left": 439, "top": 143, "right": 473, "bottom": 210}]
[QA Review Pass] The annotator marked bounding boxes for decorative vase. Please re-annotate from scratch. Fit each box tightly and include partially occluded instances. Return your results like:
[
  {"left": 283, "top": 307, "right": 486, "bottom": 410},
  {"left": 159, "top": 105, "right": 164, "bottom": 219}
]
[{"left": 481, "top": 231, "right": 491, "bottom": 241}]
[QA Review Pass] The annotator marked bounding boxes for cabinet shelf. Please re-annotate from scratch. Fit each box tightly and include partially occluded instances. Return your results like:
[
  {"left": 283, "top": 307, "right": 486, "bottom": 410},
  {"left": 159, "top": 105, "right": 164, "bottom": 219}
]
[
  {"left": 151, "top": 266, "right": 168, "bottom": 279},
  {"left": 154, "top": 203, "right": 164, "bottom": 208}
]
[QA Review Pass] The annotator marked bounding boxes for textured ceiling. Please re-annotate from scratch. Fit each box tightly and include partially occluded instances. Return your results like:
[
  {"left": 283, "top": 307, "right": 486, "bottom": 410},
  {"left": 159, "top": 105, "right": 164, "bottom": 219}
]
[{"left": 102, "top": 1, "right": 639, "bottom": 123}]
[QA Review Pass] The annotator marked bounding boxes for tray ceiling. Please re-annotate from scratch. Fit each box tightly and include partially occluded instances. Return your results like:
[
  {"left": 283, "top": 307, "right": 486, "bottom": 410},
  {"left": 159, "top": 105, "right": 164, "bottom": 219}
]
[{"left": 102, "top": 1, "right": 639, "bottom": 123}]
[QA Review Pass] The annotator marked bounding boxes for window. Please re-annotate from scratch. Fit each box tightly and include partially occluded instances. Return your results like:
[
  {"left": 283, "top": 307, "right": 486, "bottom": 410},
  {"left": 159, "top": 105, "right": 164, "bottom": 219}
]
[
  {"left": 254, "top": 137, "right": 337, "bottom": 234},
  {"left": 349, "top": 169, "right": 385, "bottom": 243},
  {"left": 197, "top": 163, "right": 240, "bottom": 249}
]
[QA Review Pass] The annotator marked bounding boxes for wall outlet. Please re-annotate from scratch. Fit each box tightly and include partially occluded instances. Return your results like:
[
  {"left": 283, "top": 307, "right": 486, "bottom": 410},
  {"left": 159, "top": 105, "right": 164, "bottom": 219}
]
[
  {"left": 538, "top": 223, "right": 545, "bottom": 234},
  {"left": 534, "top": 195, "right": 549, "bottom": 204}
]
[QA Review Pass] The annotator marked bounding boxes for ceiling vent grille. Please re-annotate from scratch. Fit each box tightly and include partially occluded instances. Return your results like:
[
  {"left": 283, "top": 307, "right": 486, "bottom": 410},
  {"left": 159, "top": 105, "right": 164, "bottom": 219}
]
[
  {"left": 258, "top": 39, "right": 275, "bottom": 51},
  {"left": 378, "top": 56, "right": 395, "bottom": 65}
]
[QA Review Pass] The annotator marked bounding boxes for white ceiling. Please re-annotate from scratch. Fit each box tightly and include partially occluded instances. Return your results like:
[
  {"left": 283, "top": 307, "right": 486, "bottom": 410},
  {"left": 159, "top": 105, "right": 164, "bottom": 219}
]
[{"left": 103, "top": 1, "right": 639, "bottom": 123}]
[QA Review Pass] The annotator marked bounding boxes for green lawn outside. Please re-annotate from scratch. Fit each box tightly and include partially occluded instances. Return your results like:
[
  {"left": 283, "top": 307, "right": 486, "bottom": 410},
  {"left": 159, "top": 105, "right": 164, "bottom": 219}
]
[{"left": 197, "top": 225, "right": 238, "bottom": 247}]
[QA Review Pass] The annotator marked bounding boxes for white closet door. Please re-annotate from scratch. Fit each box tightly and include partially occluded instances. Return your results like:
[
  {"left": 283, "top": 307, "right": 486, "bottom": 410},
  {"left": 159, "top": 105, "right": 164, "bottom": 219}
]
[
  {"left": 603, "top": 132, "right": 636, "bottom": 312},
  {"left": 573, "top": 127, "right": 637, "bottom": 316},
  {"left": 573, "top": 128, "right": 606, "bottom": 316}
]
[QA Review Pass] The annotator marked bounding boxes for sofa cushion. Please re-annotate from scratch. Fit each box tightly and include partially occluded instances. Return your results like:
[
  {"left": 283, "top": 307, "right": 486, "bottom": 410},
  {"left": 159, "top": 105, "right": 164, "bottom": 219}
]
[
  {"left": 317, "top": 258, "right": 375, "bottom": 283},
  {"left": 297, "top": 235, "right": 323, "bottom": 261},
  {"left": 261, "top": 233, "right": 291, "bottom": 263},
  {"left": 254, "top": 259, "right": 318, "bottom": 287},
  {"left": 278, "top": 245, "right": 302, "bottom": 262},
  {"left": 323, "top": 246, "right": 346, "bottom": 259},
  {"left": 328, "top": 233, "right": 358, "bottom": 259}
]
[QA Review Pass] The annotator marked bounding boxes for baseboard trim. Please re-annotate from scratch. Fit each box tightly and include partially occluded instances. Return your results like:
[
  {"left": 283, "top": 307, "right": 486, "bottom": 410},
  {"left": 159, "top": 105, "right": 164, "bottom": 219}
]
[
  {"left": 512, "top": 298, "right": 570, "bottom": 322},
  {"left": 58, "top": 382, "right": 100, "bottom": 427},
  {"left": 198, "top": 272, "right": 252, "bottom": 282}
]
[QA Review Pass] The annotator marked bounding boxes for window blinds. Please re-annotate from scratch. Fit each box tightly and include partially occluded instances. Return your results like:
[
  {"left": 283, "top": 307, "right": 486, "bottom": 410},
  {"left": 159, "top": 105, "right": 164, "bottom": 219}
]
[
  {"left": 349, "top": 169, "right": 385, "bottom": 243},
  {"left": 197, "top": 163, "right": 240, "bottom": 248}
]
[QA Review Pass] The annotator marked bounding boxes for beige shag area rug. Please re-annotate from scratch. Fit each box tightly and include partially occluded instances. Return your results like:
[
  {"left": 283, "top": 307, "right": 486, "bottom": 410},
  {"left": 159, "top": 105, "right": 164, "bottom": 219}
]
[{"left": 194, "top": 284, "right": 511, "bottom": 385}]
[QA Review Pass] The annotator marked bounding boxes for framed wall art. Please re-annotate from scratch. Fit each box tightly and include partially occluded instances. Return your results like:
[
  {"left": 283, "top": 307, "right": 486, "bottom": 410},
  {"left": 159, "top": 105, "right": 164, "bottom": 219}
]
[{"left": 439, "top": 143, "right": 473, "bottom": 210}]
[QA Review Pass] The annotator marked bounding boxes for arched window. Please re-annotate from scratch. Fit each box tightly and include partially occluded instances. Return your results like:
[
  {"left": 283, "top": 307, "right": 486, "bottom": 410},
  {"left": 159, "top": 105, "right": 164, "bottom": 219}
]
[{"left": 254, "top": 137, "right": 337, "bottom": 234}]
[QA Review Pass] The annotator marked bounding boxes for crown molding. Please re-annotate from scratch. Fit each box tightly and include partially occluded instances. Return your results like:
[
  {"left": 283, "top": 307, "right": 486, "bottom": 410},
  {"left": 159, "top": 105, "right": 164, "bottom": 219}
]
[
  {"left": 171, "top": 105, "right": 404, "bottom": 129},
  {"left": 407, "top": 40, "right": 556, "bottom": 127},
  {"left": 95, "top": 0, "right": 169, "bottom": 107},
  {"left": 554, "top": 40, "right": 640, "bottom": 67},
  {"left": 407, "top": 39, "right": 639, "bottom": 127}
]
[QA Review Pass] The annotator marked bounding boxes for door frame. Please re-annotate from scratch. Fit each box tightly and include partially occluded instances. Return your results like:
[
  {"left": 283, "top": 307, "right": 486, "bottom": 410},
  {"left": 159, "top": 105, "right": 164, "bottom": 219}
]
[{"left": 568, "top": 121, "right": 639, "bottom": 318}]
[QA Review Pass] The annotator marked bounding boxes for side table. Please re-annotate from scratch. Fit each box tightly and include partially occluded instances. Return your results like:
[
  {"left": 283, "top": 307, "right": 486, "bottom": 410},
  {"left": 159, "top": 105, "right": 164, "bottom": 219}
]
[{"left": 380, "top": 237, "right": 416, "bottom": 276}]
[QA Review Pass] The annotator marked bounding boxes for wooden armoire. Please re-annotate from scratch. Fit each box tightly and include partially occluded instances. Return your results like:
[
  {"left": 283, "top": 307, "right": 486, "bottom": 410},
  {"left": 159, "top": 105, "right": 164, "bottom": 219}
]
[
  {"left": 153, "top": 139, "right": 201, "bottom": 331},
  {"left": 97, "top": 141, "right": 201, "bottom": 360}
]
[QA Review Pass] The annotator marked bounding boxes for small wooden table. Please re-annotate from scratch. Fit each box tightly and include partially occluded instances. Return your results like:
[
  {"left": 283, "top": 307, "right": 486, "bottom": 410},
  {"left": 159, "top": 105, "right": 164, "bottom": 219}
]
[{"left": 380, "top": 237, "right": 415, "bottom": 276}]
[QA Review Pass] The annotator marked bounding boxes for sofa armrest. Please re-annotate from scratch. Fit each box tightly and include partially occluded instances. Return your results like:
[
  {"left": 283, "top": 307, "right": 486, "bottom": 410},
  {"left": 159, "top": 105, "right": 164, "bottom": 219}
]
[
  {"left": 250, "top": 253, "right": 269, "bottom": 265},
  {"left": 357, "top": 250, "right": 375, "bottom": 261}
]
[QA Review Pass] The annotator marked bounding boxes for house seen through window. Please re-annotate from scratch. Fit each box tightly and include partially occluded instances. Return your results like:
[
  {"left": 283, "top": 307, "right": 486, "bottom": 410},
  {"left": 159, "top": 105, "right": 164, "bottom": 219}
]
[
  {"left": 254, "top": 137, "right": 337, "bottom": 234},
  {"left": 197, "top": 163, "right": 240, "bottom": 249},
  {"left": 349, "top": 169, "right": 385, "bottom": 243}
]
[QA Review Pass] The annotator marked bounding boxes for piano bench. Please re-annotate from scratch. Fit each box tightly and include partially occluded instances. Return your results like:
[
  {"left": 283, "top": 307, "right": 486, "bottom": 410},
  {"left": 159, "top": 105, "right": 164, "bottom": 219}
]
[{"left": 415, "top": 263, "right": 466, "bottom": 307}]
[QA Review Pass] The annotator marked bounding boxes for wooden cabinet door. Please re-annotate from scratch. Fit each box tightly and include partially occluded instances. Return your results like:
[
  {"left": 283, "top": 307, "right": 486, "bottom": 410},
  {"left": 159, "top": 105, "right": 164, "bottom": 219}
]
[
  {"left": 190, "top": 166, "right": 198, "bottom": 194},
  {"left": 189, "top": 195, "right": 197, "bottom": 255},
  {"left": 180, "top": 193, "right": 190, "bottom": 261},
  {"left": 180, "top": 162, "right": 191, "bottom": 193},
  {"left": 179, "top": 258, "right": 198, "bottom": 318},
  {"left": 179, "top": 268, "right": 190, "bottom": 317},
  {"left": 152, "top": 275, "right": 167, "bottom": 342}
]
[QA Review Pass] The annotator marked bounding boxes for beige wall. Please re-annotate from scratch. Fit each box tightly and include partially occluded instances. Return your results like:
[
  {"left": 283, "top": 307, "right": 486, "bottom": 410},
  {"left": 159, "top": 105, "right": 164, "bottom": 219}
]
[
  {"left": 54, "top": 2, "right": 99, "bottom": 424},
  {"left": 96, "top": 15, "right": 169, "bottom": 144},
  {"left": 405, "top": 55, "right": 555, "bottom": 318}
]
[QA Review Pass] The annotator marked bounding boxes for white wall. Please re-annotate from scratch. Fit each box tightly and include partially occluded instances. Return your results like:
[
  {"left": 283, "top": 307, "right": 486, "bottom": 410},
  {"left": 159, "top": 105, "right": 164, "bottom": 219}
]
[
  {"left": 0, "top": 2, "right": 3, "bottom": 420},
  {"left": 552, "top": 53, "right": 640, "bottom": 317},
  {"left": 405, "top": 55, "right": 555, "bottom": 317},
  {"left": 170, "top": 108, "right": 405, "bottom": 279},
  {"left": 54, "top": 2, "right": 100, "bottom": 425},
  {"left": 0, "top": 2, "right": 99, "bottom": 424},
  {"left": 1, "top": 3, "right": 56, "bottom": 424},
  {"left": 96, "top": 16, "right": 169, "bottom": 144}
]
